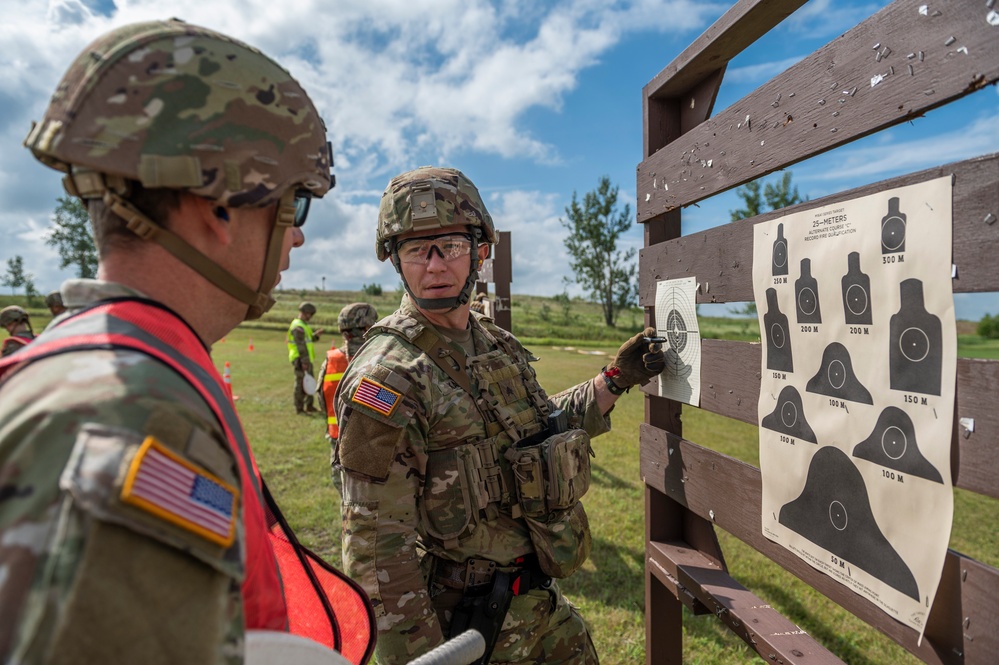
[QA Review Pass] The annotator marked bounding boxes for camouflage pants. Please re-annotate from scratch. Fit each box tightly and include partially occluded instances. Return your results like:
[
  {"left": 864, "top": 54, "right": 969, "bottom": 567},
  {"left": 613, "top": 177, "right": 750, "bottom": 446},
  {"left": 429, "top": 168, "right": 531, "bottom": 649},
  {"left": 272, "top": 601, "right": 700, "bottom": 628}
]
[
  {"left": 434, "top": 580, "right": 599, "bottom": 664},
  {"left": 293, "top": 362, "right": 314, "bottom": 411}
]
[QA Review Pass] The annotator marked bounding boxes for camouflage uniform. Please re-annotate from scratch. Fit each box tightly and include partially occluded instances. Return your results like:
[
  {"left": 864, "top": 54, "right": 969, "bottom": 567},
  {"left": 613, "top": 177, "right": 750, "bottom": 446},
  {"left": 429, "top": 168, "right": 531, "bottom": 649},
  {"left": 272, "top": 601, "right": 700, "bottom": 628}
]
[
  {"left": 335, "top": 295, "right": 606, "bottom": 664},
  {"left": 290, "top": 329, "right": 319, "bottom": 413},
  {"left": 0, "top": 280, "right": 244, "bottom": 664},
  {"left": 318, "top": 303, "right": 379, "bottom": 494}
]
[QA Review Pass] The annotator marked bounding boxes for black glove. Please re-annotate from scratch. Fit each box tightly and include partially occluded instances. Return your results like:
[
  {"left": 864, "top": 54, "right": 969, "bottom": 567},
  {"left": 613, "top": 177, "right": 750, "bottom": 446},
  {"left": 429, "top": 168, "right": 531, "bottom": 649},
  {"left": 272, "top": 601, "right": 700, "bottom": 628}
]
[{"left": 603, "top": 326, "right": 665, "bottom": 394}]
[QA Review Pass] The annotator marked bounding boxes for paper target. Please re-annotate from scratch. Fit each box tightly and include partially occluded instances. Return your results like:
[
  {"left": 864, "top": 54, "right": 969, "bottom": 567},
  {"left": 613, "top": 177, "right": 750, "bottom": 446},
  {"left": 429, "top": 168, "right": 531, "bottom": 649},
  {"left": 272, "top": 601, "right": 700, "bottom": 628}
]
[
  {"left": 655, "top": 277, "right": 701, "bottom": 406},
  {"left": 752, "top": 176, "right": 956, "bottom": 637}
]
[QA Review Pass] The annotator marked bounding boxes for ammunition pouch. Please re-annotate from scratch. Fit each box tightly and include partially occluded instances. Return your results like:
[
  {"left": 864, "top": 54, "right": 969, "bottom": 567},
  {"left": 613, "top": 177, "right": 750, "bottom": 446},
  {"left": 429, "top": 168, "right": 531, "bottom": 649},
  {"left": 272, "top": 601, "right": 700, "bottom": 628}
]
[
  {"left": 421, "top": 436, "right": 514, "bottom": 549},
  {"left": 505, "top": 428, "right": 593, "bottom": 577}
]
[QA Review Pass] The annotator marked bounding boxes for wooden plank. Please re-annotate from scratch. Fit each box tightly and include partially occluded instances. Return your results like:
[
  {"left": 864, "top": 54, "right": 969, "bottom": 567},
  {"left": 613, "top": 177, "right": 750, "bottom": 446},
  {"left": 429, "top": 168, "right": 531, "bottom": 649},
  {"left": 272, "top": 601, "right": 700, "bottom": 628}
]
[
  {"left": 636, "top": 0, "right": 999, "bottom": 219},
  {"left": 641, "top": 341, "right": 999, "bottom": 499},
  {"left": 648, "top": 540, "right": 843, "bottom": 663},
  {"left": 640, "top": 427, "right": 999, "bottom": 665},
  {"left": 643, "top": 0, "right": 808, "bottom": 102},
  {"left": 639, "top": 153, "right": 999, "bottom": 305}
]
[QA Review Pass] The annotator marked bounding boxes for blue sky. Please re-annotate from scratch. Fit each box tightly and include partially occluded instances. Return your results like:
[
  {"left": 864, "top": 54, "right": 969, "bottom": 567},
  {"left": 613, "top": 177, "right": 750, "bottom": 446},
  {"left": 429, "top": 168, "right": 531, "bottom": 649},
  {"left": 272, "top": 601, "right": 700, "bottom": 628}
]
[{"left": 2, "top": 0, "right": 997, "bottom": 320}]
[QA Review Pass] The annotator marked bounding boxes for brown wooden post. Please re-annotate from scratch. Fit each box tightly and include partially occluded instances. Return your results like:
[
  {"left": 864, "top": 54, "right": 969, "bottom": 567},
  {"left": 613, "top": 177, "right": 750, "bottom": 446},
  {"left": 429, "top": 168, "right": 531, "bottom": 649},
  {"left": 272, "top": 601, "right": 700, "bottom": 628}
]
[
  {"left": 474, "top": 231, "right": 512, "bottom": 332},
  {"left": 493, "top": 231, "right": 512, "bottom": 332}
]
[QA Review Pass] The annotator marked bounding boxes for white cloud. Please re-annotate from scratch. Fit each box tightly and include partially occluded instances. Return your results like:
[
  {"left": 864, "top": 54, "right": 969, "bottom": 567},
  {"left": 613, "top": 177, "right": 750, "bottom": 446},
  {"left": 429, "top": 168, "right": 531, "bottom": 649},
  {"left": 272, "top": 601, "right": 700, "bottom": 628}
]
[
  {"left": 800, "top": 111, "right": 999, "bottom": 183},
  {"left": 1, "top": 0, "right": 721, "bottom": 296},
  {"left": 2, "top": 0, "right": 994, "bottom": 327}
]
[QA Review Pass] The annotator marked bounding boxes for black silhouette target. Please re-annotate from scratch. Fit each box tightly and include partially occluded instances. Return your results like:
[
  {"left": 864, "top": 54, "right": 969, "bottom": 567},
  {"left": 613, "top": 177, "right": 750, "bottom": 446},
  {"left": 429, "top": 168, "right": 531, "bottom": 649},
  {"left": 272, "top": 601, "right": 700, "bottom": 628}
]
[
  {"left": 881, "top": 197, "right": 907, "bottom": 254},
  {"left": 772, "top": 223, "right": 789, "bottom": 276},
  {"left": 779, "top": 446, "right": 919, "bottom": 599},
  {"left": 806, "top": 342, "right": 873, "bottom": 404},
  {"left": 853, "top": 406, "right": 943, "bottom": 483},
  {"left": 764, "top": 288, "right": 793, "bottom": 372},
  {"left": 841, "top": 252, "right": 873, "bottom": 325},
  {"left": 795, "top": 258, "right": 822, "bottom": 324},
  {"left": 890, "top": 279, "right": 942, "bottom": 395},
  {"left": 762, "top": 385, "right": 817, "bottom": 443}
]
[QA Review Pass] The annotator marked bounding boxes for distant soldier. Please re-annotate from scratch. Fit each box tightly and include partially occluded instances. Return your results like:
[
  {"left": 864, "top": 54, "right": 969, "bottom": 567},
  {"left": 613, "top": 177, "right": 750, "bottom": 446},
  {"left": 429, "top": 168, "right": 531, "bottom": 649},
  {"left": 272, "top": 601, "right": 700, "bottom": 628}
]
[
  {"left": 334, "top": 166, "right": 665, "bottom": 664},
  {"left": 2, "top": 18, "right": 373, "bottom": 664},
  {"left": 45, "top": 290, "right": 67, "bottom": 317},
  {"left": 288, "top": 301, "right": 324, "bottom": 414},
  {"left": 0, "top": 305, "right": 34, "bottom": 357},
  {"left": 317, "top": 302, "right": 379, "bottom": 490},
  {"left": 43, "top": 290, "right": 68, "bottom": 332}
]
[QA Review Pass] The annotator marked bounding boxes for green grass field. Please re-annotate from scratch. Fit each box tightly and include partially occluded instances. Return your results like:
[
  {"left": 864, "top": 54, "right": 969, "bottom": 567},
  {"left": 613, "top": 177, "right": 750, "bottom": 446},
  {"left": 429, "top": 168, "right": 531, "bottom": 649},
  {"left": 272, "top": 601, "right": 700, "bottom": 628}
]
[
  {"left": 214, "top": 316, "right": 994, "bottom": 664},
  {"left": 5, "top": 291, "right": 997, "bottom": 663}
]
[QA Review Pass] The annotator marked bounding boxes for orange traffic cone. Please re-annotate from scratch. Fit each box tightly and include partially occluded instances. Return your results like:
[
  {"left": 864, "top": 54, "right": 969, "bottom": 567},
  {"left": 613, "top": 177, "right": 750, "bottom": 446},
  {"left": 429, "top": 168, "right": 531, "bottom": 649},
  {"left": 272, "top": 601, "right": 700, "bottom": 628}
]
[
  {"left": 247, "top": 337, "right": 254, "bottom": 352},
  {"left": 223, "top": 361, "right": 240, "bottom": 401}
]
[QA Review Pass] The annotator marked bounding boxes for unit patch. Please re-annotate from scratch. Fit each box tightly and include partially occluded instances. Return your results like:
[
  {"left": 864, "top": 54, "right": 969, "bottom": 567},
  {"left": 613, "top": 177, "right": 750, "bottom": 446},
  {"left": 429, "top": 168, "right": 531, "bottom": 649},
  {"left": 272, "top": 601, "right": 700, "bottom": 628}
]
[
  {"left": 120, "top": 436, "right": 239, "bottom": 547},
  {"left": 352, "top": 376, "right": 401, "bottom": 417}
]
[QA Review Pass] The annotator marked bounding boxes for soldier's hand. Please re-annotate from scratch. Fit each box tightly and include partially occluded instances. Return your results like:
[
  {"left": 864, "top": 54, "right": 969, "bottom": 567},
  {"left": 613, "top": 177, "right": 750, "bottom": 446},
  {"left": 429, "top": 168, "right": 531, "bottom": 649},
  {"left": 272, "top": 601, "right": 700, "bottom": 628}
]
[{"left": 604, "top": 326, "right": 666, "bottom": 391}]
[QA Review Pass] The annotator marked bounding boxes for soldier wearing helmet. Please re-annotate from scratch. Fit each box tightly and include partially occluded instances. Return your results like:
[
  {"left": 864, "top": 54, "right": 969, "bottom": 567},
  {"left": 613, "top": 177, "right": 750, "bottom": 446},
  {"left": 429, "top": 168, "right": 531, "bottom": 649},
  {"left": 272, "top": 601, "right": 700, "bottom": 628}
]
[
  {"left": 1, "top": 305, "right": 35, "bottom": 357},
  {"left": 288, "top": 301, "right": 324, "bottom": 414},
  {"left": 334, "top": 166, "right": 665, "bottom": 664},
  {"left": 317, "top": 302, "right": 379, "bottom": 489},
  {"left": 45, "top": 291, "right": 66, "bottom": 317},
  {"left": 1, "top": 19, "right": 374, "bottom": 664}
]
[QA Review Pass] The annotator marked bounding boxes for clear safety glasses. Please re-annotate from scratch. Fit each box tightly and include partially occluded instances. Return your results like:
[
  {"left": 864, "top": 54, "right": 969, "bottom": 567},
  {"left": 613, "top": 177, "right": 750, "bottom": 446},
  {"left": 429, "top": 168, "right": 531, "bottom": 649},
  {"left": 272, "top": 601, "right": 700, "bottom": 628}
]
[{"left": 396, "top": 233, "right": 473, "bottom": 264}]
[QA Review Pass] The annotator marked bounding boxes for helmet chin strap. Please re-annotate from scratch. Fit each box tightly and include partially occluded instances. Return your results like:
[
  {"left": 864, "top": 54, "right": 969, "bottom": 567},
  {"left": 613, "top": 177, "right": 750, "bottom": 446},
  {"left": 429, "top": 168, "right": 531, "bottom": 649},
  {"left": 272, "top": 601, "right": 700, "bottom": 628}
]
[
  {"left": 66, "top": 171, "right": 290, "bottom": 321},
  {"left": 391, "top": 236, "right": 479, "bottom": 314}
]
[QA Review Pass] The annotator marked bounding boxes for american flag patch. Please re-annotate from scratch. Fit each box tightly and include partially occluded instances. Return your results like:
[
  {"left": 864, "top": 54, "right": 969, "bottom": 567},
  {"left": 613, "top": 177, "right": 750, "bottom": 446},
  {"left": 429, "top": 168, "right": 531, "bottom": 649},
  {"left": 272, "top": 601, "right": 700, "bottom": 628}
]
[
  {"left": 352, "top": 377, "right": 401, "bottom": 417},
  {"left": 121, "top": 436, "right": 239, "bottom": 547}
]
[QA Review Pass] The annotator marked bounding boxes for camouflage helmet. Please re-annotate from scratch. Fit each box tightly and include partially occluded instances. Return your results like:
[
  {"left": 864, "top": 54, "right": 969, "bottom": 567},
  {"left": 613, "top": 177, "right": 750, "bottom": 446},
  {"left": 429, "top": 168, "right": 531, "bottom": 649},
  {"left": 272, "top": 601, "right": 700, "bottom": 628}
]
[
  {"left": 298, "top": 301, "right": 317, "bottom": 315},
  {"left": 337, "top": 302, "right": 378, "bottom": 332},
  {"left": 45, "top": 291, "right": 64, "bottom": 309},
  {"left": 0, "top": 306, "right": 29, "bottom": 327},
  {"left": 24, "top": 18, "right": 332, "bottom": 207},
  {"left": 23, "top": 19, "right": 333, "bottom": 323},
  {"left": 375, "top": 166, "right": 497, "bottom": 261}
]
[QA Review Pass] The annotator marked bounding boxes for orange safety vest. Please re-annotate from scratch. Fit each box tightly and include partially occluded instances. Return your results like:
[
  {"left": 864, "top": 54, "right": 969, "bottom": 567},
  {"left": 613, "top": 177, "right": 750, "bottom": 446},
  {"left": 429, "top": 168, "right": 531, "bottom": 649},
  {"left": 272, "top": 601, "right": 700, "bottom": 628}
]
[
  {"left": 1, "top": 335, "right": 34, "bottom": 355},
  {"left": 0, "top": 299, "right": 376, "bottom": 665},
  {"left": 323, "top": 347, "right": 348, "bottom": 438}
]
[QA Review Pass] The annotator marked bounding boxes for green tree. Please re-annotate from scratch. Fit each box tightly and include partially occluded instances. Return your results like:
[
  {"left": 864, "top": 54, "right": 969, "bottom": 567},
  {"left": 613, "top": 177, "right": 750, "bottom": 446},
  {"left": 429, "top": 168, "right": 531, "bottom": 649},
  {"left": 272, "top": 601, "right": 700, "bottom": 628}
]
[
  {"left": 47, "top": 196, "right": 98, "bottom": 278},
  {"left": 560, "top": 177, "right": 638, "bottom": 327},
  {"left": 2, "top": 255, "right": 34, "bottom": 298},
  {"left": 730, "top": 180, "right": 763, "bottom": 222},
  {"left": 729, "top": 171, "right": 807, "bottom": 316},
  {"left": 978, "top": 313, "right": 999, "bottom": 339}
]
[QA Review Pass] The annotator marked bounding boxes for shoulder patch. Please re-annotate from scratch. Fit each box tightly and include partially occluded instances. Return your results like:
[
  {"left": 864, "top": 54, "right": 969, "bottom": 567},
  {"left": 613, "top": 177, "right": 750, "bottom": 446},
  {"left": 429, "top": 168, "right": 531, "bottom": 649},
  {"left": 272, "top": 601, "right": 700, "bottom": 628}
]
[
  {"left": 351, "top": 376, "right": 401, "bottom": 417},
  {"left": 339, "top": 410, "right": 406, "bottom": 482},
  {"left": 120, "top": 436, "right": 239, "bottom": 548}
]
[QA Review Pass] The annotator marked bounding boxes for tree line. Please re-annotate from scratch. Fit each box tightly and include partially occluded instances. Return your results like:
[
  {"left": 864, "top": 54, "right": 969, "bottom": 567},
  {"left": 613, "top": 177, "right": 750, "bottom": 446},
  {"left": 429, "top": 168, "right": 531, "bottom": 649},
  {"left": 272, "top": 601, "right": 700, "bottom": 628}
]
[{"left": 8, "top": 177, "right": 804, "bottom": 327}]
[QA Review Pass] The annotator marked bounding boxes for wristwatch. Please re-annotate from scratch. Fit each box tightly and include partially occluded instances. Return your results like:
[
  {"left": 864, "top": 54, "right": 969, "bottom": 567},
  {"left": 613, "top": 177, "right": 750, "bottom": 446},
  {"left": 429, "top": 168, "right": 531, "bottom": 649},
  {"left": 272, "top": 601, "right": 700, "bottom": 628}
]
[{"left": 600, "top": 367, "right": 627, "bottom": 396}]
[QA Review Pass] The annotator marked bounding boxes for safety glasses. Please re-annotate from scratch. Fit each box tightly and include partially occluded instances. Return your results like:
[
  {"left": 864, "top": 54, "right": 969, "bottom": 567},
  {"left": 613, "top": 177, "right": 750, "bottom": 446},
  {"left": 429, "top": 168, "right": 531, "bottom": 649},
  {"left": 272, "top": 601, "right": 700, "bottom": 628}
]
[
  {"left": 278, "top": 188, "right": 314, "bottom": 228},
  {"left": 396, "top": 233, "right": 473, "bottom": 264}
]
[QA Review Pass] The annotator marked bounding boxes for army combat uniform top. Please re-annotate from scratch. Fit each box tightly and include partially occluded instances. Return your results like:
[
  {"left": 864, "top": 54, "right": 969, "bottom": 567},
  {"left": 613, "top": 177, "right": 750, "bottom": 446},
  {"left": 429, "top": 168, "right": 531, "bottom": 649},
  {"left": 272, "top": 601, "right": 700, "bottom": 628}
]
[
  {"left": 335, "top": 295, "right": 609, "bottom": 664},
  {"left": 0, "top": 280, "right": 244, "bottom": 664}
]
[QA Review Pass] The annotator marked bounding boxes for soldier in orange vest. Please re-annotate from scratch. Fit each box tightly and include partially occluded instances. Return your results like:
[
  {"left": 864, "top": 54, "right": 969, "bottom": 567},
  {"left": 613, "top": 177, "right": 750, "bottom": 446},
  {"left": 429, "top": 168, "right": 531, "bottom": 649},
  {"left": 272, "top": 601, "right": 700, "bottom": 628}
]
[
  {"left": 0, "top": 306, "right": 35, "bottom": 357},
  {"left": 318, "top": 303, "right": 378, "bottom": 492},
  {"left": 3, "top": 19, "right": 373, "bottom": 664}
]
